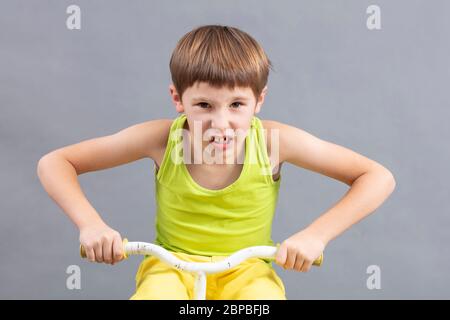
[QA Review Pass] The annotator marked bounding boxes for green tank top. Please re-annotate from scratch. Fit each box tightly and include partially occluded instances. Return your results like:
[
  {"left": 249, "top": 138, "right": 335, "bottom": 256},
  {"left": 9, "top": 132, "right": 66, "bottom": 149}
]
[{"left": 153, "top": 113, "right": 281, "bottom": 256}]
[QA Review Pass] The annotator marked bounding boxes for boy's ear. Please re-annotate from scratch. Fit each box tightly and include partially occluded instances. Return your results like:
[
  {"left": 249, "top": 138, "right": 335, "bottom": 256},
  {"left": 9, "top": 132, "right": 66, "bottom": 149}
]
[
  {"left": 254, "top": 86, "right": 268, "bottom": 114},
  {"left": 169, "top": 84, "right": 184, "bottom": 113}
]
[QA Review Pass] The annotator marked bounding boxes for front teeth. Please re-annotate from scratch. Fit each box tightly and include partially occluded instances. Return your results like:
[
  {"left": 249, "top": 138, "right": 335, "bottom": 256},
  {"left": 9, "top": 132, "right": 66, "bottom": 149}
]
[{"left": 213, "top": 136, "right": 230, "bottom": 144}]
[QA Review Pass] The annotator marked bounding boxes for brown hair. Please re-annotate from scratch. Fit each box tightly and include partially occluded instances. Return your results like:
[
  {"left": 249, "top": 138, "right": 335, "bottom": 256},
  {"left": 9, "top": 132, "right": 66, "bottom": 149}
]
[{"left": 169, "top": 25, "right": 273, "bottom": 102}]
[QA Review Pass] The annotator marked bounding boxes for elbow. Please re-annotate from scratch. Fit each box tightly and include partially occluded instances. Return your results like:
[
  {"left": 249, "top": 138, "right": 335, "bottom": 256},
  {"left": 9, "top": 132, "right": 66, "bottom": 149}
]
[
  {"left": 371, "top": 162, "right": 396, "bottom": 192},
  {"left": 382, "top": 169, "right": 396, "bottom": 194},
  {"left": 37, "top": 154, "right": 52, "bottom": 179},
  {"left": 37, "top": 152, "right": 59, "bottom": 179},
  {"left": 388, "top": 171, "right": 396, "bottom": 192},
  {"left": 362, "top": 164, "right": 396, "bottom": 193}
]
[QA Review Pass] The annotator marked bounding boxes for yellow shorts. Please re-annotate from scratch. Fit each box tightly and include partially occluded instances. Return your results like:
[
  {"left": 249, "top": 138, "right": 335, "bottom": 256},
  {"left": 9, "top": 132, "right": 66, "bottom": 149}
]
[{"left": 130, "top": 251, "right": 286, "bottom": 300}]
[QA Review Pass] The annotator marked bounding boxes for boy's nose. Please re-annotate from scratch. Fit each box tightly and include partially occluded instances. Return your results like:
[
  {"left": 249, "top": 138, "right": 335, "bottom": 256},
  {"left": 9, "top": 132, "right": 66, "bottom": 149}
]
[{"left": 210, "top": 111, "right": 230, "bottom": 132}]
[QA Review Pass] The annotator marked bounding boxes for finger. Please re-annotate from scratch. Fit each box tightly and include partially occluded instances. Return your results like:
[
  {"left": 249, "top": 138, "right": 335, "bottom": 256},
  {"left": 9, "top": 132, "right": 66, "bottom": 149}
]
[
  {"left": 86, "top": 246, "right": 96, "bottom": 263},
  {"left": 300, "top": 259, "right": 313, "bottom": 273},
  {"left": 102, "top": 237, "right": 113, "bottom": 264},
  {"left": 275, "top": 244, "right": 287, "bottom": 267},
  {"left": 94, "top": 242, "right": 103, "bottom": 263},
  {"left": 294, "top": 255, "right": 305, "bottom": 272},
  {"left": 284, "top": 248, "right": 296, "bottom": 270},
  {"left": 112, "top": 235, "right": 124, "bottom": 264}
]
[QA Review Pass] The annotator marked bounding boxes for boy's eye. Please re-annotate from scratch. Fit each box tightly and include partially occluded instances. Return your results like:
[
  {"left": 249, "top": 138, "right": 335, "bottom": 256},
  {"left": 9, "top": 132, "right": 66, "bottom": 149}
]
[
  {"left": 197, "top": 102, "right": 210, "bottom": 109},
  {"left": 196, "top": 102, "right": 243, "bottom": 109}
]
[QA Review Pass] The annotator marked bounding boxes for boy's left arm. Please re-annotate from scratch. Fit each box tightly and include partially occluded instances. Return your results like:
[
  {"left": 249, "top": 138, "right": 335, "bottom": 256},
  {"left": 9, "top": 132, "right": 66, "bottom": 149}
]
[{"left": 269, "top": 121, "right": 396, "bottom": 272}]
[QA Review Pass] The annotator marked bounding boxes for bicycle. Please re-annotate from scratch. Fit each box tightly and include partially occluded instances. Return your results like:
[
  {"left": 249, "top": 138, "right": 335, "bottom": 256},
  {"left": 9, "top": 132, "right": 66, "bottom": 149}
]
[{"left": 80, "top": 239, "right": 323, "bottom": 300}]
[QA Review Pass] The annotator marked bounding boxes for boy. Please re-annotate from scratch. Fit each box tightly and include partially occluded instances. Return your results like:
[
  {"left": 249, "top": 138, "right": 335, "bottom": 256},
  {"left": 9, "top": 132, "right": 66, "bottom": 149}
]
[{"left": 37, "top": 25, "right": 396, "bottom": 299}]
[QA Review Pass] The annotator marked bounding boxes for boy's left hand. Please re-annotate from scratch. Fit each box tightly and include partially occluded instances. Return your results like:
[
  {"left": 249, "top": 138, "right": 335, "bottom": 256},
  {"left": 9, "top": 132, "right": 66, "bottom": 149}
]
[{"left": 275, "top": 229, "right": 326, "bottom": 272}]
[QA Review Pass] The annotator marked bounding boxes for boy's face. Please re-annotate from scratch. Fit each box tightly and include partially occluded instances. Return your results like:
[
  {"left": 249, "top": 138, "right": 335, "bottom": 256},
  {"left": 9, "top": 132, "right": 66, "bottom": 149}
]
[{"left": 169, "top": 81, "right": 267, "bottom": 158}]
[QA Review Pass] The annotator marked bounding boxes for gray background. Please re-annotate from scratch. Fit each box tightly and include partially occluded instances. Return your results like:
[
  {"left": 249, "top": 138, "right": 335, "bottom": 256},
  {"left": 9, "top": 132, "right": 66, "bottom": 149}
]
[{"left": 1, "top": 0, "right": 449, "bottom": 299}]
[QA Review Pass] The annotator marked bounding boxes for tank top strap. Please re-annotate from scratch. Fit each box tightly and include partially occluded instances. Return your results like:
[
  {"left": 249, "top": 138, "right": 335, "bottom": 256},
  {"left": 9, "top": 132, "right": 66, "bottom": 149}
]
[
  {"left": 154, "top": 113, "right": 186, "bottom": 183},
  {"left": 246, "top": 116, "right": 278, "bottom": 185}
]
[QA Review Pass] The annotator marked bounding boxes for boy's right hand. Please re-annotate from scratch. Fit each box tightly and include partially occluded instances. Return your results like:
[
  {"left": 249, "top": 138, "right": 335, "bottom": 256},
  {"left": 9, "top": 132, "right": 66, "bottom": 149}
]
[{"left": 79, "top": 223, "right": 124, "bottom": 265}]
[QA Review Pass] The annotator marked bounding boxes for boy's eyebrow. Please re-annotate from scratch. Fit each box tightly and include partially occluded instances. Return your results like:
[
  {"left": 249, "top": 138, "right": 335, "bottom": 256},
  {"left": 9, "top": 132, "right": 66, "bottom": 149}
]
[{"left": 191, "top": 96, "right": 250, "bottom": 103}]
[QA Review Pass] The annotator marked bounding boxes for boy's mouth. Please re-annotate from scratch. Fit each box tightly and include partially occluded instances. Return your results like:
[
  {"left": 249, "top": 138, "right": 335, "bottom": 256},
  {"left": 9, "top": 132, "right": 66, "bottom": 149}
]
[
  {"left": 209, "top": 135, "right": 233, "bottom": 144},
  {"left": 207, "top": 135, "right": 234, "bottom": 150}
]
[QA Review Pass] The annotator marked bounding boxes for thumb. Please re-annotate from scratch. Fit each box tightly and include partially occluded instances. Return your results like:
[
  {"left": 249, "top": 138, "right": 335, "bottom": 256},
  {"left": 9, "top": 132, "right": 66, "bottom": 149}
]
[{"left": 275, "top": 243, "right": 287, "bottom": 267}]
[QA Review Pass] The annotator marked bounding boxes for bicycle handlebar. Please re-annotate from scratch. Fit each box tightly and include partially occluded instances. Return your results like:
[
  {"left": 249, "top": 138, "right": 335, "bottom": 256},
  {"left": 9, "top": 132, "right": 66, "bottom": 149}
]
[
  {"left": 80, "top": 239, "right": 323, "bottom": 299},
  {"left": 80, "top": 239, "right": 323, "bottom": 272}
]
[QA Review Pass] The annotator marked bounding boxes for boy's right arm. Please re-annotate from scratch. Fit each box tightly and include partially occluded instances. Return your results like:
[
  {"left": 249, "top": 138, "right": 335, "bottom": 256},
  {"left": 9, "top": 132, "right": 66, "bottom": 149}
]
[{"left": 37, "top": 119, "right": 172, "bottom": 264}]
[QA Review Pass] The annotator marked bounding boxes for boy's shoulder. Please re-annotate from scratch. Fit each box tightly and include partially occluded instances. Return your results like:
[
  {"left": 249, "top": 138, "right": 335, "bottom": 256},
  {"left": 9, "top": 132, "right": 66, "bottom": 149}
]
[
  {"left": 260, "top": 119, "right": 303, "bottom": 140},
  {"left": 260, "top": 119, "right": 286, "bottom": 166},
  {"left": 259, "top": 119, "right": 307, "bottom": 165},
  {"left": 150, "top": 118, "right": 173, "bottom": 146},
  {"left": 260, "top": 119, "right": 281, "bottom": 130},
  {"left": 133, "top": 118, "right": 173, "bottom": 158},
  {"left": 260, "top": 119, "right": 286, "bottom": 138}
]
